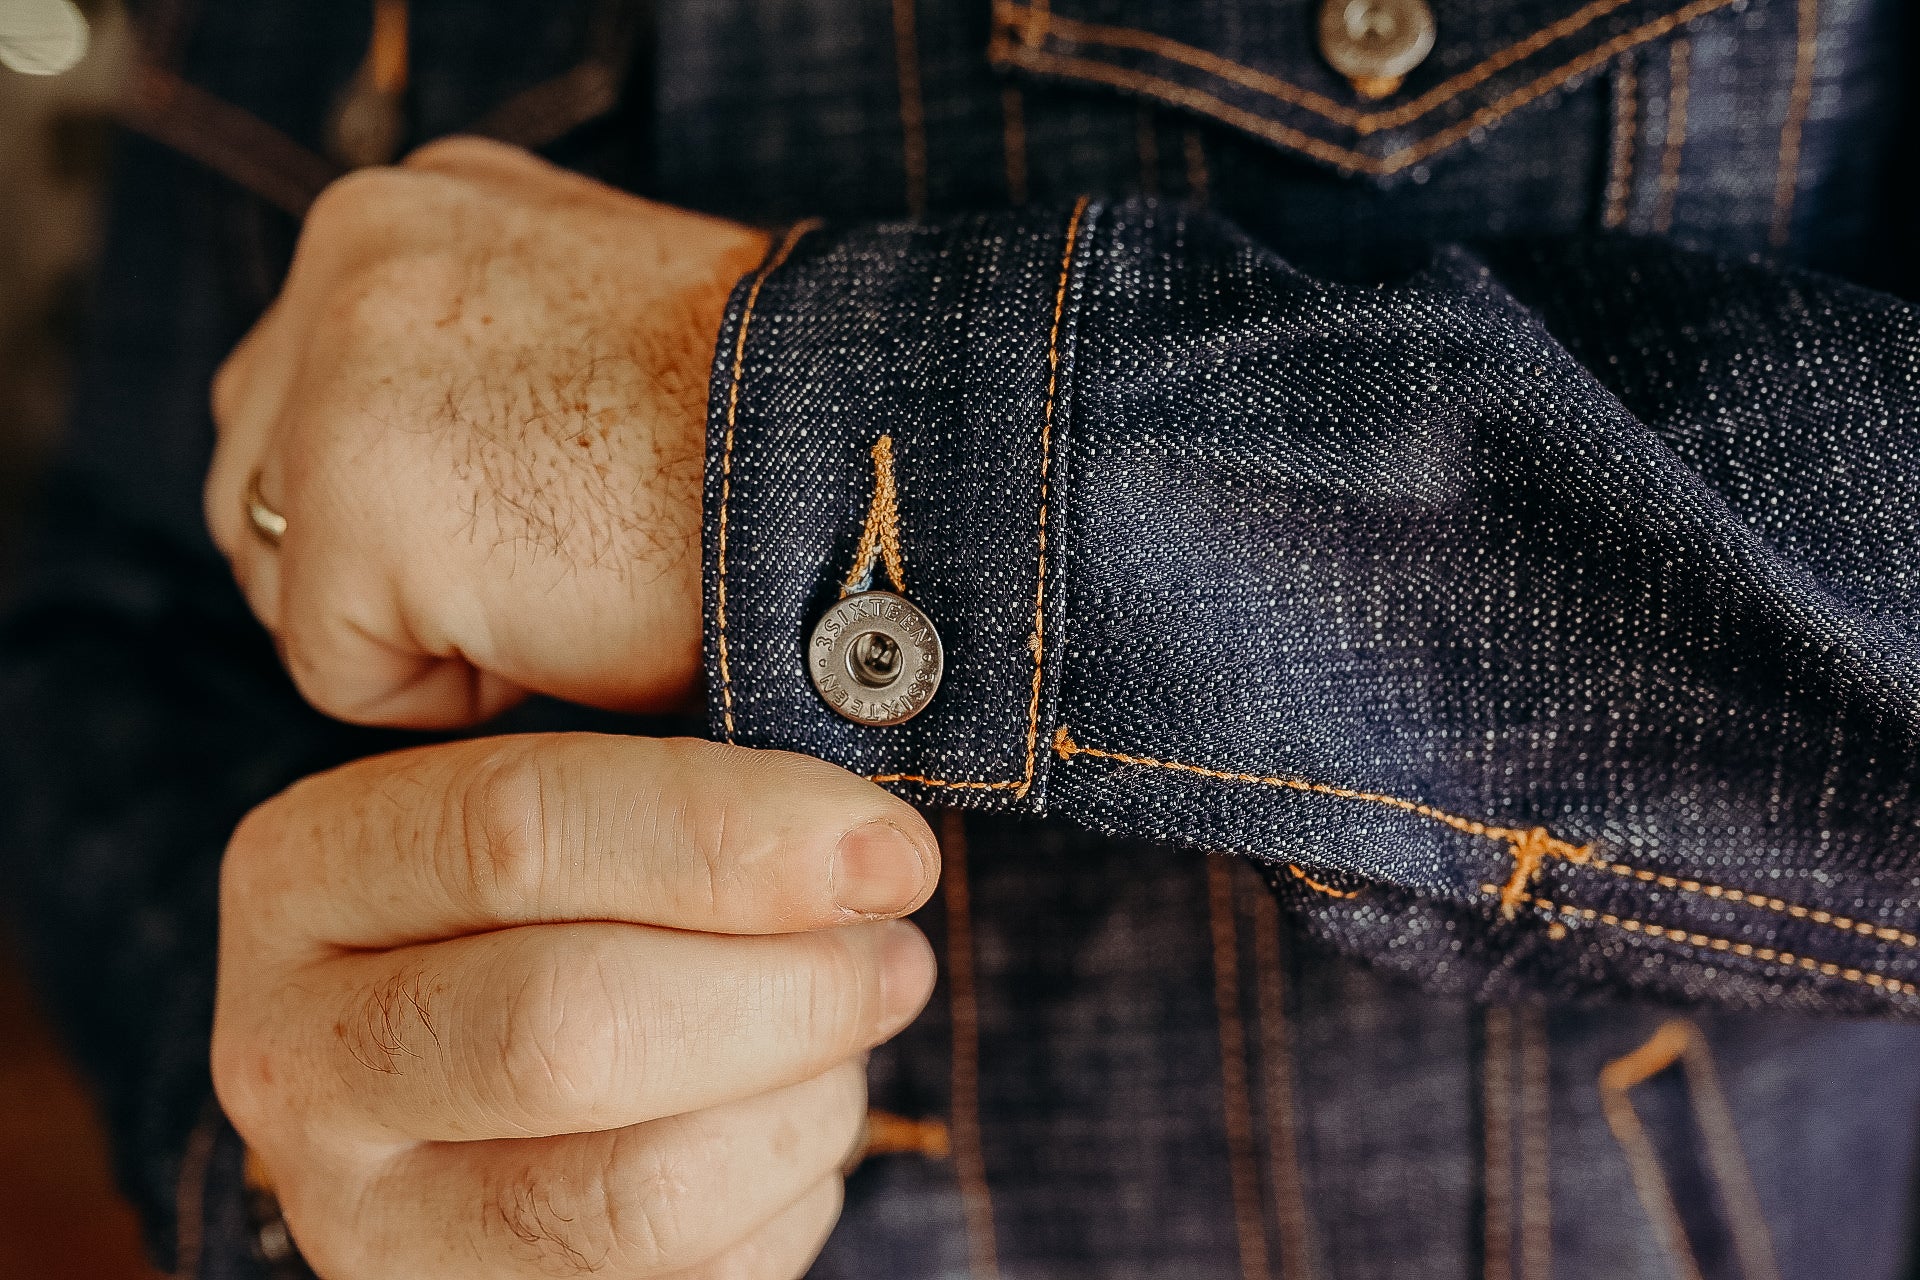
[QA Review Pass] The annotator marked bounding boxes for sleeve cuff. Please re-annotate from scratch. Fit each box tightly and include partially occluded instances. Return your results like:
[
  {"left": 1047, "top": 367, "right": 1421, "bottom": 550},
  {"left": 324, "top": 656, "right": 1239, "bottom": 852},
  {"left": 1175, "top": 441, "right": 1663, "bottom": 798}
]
[{"left": 702, "top": 202, "right": 1098, "bottom": 810}]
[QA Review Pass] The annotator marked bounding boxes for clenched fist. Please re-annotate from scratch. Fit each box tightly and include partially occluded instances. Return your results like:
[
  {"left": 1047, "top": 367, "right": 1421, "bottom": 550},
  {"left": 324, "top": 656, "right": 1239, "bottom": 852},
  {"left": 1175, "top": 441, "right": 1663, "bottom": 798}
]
[
  {"left": 205, "top": 136, "right": 771, "bottom": 727},
  {"left": 214, "top": 735, "right": 939, "bottom": 1278},
  {"left": 204, "top": 142, "right": 937, "bottom": 1280}
]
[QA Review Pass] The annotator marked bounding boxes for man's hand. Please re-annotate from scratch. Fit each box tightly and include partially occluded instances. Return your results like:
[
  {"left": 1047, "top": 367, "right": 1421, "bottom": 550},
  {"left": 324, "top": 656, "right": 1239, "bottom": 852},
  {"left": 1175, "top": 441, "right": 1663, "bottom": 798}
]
[
  {"left": 205, "top": 136, "right": 771, "bottom": 727},
  {"left": 214, "top": 733, "right": 940, "bottom": 1280}
]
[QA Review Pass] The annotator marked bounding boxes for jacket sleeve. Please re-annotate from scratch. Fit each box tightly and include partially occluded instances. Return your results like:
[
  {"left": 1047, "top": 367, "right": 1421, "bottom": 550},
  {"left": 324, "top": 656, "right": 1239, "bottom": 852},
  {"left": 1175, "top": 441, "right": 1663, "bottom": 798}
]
[{"left": 703, "top": 198, "right": 1920, "bottom": 1016}]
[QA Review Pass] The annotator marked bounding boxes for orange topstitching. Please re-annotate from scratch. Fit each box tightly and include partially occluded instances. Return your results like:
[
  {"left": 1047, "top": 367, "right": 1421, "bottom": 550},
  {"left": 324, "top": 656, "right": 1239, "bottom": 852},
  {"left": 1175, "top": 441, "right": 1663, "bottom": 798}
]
[
  {"left": 869, "top": 199, "right": 1088, "bottom": 794},
  {"left": 717, "top": 220, "right": 821, "bottom": 742},
  {"left": 994, "top": 0, "right": 1740, "bottom": 139},
  {"left": 996, "top": 0, "right": 1743, "bottom": 177},
  {"left": 1052, "top": 726, "right": 1590, "bottom": 917},
  {"left": 1768, "top": 0, "right": 1819, "bottom": 247},
  {"left": 842, "top": 434, "right": 908, "bottom": 597},
  {"left": 1500, "top": 887, "right": 1920, "bottom": 998}
]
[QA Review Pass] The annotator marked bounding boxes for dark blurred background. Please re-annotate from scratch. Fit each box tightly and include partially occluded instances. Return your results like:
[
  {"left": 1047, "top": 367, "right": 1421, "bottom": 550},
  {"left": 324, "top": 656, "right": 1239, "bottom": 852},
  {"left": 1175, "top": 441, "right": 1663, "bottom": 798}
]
[{"left": 1, "top": 2, "right": 161, "bottom": 1274}]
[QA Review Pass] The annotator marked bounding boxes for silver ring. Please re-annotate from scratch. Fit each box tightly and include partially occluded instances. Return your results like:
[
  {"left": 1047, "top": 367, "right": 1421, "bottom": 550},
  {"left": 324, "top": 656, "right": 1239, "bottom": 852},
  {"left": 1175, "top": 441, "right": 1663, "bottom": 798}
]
[{"left": 246, "top": 470, "right": 287, "bottom": 547}]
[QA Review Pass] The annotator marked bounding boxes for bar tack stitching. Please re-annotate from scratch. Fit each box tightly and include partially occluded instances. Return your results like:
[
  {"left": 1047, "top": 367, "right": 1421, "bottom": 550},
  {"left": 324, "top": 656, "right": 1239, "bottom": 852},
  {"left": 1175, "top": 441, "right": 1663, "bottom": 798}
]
[
  {"left": 1052, "top": 726, "right": 1920, "bottom": 952},
  {"left": 1052, "top": 726, "right": 1590, "bottom": 916},
  {"left": 842, "top": 435, "right": 907, "bottom": 596}
]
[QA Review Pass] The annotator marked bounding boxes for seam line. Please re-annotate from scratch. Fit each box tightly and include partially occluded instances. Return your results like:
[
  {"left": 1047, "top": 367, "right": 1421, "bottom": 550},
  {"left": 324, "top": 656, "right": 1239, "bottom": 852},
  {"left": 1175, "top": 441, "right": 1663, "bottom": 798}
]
[
  {"left": 996, "top": 0, "right": 1655, "bottom": 134},
  {"left": 1601, "top": 54, "right": 1638, "bottom": 229},
  {"left": 1768, "top": 0, "right": 1819, "bottom": 246},
  {"left": 996, "top": 0, "right": 1739, "bottom": 177},
  {"left": 1052, "top": 727, "right": 1917, "bottom": 954},
  {"left": 1498, "top": 887, "right": 1920, "bottom": 998},
  {"left": 1249, "top": 887, "right": 1319, "bottom": 1280},
  {"left": 1206, "top": 860, "right": 1275, "bottom": 1280},
  {"left": 940, "top": 812, "right": 1002, "bottom": 1280},
  {"left": 716, "top": 220, "right": 820, "bottom": 742},
  {"left": 1485, "top": 1006, "right": 1516, "bottom": 1280},
  {"left": 1578, "top": 853, "right": 1920, "bottom": 948},
  {"left": 1053, "top": 726, "right": 1589, "bottom": 914},
  {"left": 1018, "top": 196, "right": 1089, "bottom": 796},
  {"left": 1000, "top": 85, "right": 1030, "bottom": 204},
  {"left": 892, "top": 0, "right": 928, "bottom": 217},
  {"left": 1599, "top": 1022, "right": 1708, "bottom": 1280},
  {"left": 1652, "top": 37, "right": 1689, "bottom": 233},
  {"left": 1286, "top": 863, "right": 1359, "bottom": 899},
  {"left": 1517, "top": 1009, "right": 1552, "bottom": 1280}
]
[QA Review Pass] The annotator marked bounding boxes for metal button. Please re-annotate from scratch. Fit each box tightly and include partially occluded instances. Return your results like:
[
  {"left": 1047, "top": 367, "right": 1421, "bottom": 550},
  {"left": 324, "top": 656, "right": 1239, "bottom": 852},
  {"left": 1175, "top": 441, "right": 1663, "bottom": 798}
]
[
  {"left": 1318, "top": 0, "right": 1435, "bottom": 97},
  {"left": 808, "top": 590, "right": 944, "bottom": 726}
]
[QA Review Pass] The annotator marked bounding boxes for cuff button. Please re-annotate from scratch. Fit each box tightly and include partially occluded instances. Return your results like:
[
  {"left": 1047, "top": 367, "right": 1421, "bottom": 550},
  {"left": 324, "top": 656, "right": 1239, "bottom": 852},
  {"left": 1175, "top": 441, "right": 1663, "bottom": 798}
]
[{"left": 809, "top": 590, "right": 944, "bottom": 726}]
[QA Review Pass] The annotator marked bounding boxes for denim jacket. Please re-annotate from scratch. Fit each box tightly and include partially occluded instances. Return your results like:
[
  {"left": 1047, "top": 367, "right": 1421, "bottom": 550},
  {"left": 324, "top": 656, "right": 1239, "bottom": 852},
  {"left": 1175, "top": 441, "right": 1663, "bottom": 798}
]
[{"left": 3, "top": 0, "right": 1919, "bottom": 1276}]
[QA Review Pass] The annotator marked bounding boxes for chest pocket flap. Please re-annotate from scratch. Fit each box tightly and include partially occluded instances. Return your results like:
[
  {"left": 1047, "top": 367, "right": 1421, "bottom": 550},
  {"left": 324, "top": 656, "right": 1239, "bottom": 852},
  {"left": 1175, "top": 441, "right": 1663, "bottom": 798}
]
[{"left": 988, "top": 0, "right": 1745, "bottom": 177}]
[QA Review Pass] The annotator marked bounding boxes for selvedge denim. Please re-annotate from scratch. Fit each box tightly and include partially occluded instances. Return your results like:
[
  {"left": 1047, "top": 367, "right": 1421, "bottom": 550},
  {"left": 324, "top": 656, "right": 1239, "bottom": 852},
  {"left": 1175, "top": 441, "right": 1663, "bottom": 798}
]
[
  {"left": 2, "top": 0, "right": 1918, "bottom": 1276},
  {"left": 710, "top": 205, "right": 1920, "bottom": 1015}
]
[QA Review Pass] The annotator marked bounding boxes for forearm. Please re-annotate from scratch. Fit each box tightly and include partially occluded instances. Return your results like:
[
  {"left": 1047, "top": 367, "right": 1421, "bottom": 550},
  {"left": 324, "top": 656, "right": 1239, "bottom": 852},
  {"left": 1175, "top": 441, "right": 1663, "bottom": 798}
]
[{"left": 706, "top": 199, "right": 1920, "bottom": 1013}]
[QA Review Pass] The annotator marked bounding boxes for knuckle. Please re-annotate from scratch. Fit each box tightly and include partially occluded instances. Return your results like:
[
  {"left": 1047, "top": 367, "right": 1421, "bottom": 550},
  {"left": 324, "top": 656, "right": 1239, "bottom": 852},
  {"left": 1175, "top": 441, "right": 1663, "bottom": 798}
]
[
  {"left": 304, "top": 166, "right": 410, "bottom": 237},
  {"left": 455, "top": 742, "right": 554, "bottom": 919},
  {"left": 780, "top": 933, "right": 875, "bottom": 1060},
  {"left": 611, "top": 1130, "right": 715, "bottom": 1271},
  {"left": 484, "top": 1156, "right": 620, "bottom": 1277},
  {"left": 493, "top": 945, "right": 627, "bottom": 1126},
  {"left": 406, "top": 133, "right": 517, "bottom": 172}
]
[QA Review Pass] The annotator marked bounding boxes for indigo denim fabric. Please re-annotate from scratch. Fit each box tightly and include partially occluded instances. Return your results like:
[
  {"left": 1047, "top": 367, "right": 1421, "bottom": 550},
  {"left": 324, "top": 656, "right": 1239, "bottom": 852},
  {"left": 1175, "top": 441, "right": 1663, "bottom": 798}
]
[{"left": 2, "top": 0, "right": 1919, "bottom": 1277}]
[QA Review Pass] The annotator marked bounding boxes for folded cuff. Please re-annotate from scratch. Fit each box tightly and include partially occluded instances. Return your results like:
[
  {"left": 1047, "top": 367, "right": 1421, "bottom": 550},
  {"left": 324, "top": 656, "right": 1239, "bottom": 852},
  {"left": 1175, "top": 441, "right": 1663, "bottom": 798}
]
[{"left": 703, "top": 203, "right": 1098, "bottom": 810}]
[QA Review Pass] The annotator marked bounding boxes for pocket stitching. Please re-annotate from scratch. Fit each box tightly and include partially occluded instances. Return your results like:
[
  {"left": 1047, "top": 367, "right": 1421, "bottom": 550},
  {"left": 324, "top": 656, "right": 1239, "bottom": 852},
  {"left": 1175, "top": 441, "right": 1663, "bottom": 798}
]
[{"left": 995, "top": 0, "right": 1745, "bottom": 175}]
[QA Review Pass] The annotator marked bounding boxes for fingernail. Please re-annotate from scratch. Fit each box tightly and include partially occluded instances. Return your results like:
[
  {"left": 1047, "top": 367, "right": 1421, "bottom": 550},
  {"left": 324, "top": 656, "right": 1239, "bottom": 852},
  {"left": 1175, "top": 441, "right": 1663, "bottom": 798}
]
[
  {"left": 878, "top": 920, "right": 937, "bottom": 1026},
  {"left": 833, "top": 820, "right": 931, "bottom": 917}
]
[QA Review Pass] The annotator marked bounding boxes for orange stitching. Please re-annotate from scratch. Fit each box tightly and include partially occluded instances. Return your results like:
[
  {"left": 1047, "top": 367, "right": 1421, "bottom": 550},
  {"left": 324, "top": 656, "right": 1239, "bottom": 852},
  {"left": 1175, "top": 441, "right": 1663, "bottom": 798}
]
[
  {"left": 1249, "top": 886, "right": 1320, "bottom": 1280},
  {"left": 892, "top": 0, "right": 928, "bottom": 216},
  {"left": 1599, "top": 1022, "right": 1707, "bottom": 1280},
  {"left": 716, "top": 221, "right": 820, "bottom": 742},
  {"left": 1206, "top": 859, "right": 1275, "bottom": 1280},
  {"left": 995, "top": 0, "right": 1731, "bottom": 138},
  {"left": 1001, "top": 85, "right": 1030, "bottom": 205},
  {"left": 868, "top": 773, "right": 1026, "bottom": 791},
  {"left": 1286, "top": 863, "right": 1359, "bottom": 899},
  {"left": 1769, "top": 0, "right": 1818, "bottom": 247},
  {"left": 859, "top": 1109, "right": 953, "bottom": 1160},
  {"left": 1018, "top": 197, "right": 1089, "bottom": 797},
  {"left": 1497, "top": 887, "right": 1920, "bottom": 998},
  {"left": 998, "top": 0, "right": 1740, "bottom": 177},
  {"left": 1484, "top": 1006, "right": 1516, "bottom": 1280},
  {"left": 1136, "top": 104, "right": 1162, "bottom": 196},
  {"left": 1652, "top": 38, "right": 1689, "bottom": 233},
  {"left": 862, "top": 207, "right": 1087, "bottom": 795},
  {"left": 1602, "top": 55, "right": 1638, "bottom": 229},
  {"left": 1053, "top": 727, "right": 1590, "bottom": 913},
  {"left": 1674, "top": 1030, "right": 1783, "bottom": 1280},
  {"left": 1579, "top": 852, "right": 1920, "bottom": 949},
  {"left": 940, "top": 812, "right": 1003, "bottom": 1280},
  {"left": 1182, "top": 126, "right": 1210, "bottom": 204},
  {"left": 1517, "top": 1009, "right": 1552, "bottom": 1280},
  {"left": 842, "top": 435, "right": 907, "bottom": 596}
]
